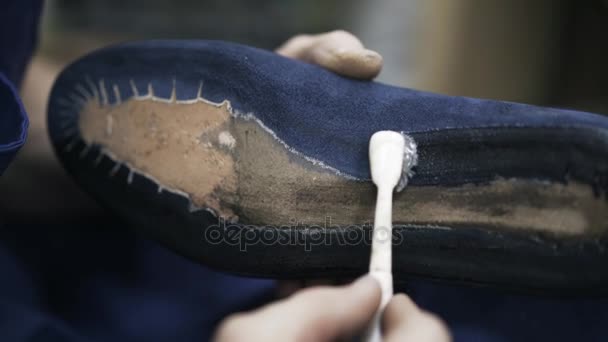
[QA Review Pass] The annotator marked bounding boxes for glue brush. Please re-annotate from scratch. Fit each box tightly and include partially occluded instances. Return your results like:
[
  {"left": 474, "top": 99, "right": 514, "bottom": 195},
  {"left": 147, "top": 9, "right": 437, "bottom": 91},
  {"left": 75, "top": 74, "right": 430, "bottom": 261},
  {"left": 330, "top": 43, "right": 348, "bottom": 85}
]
[{"left": 365, "top": 131, "right": 417, "bottom": 342}]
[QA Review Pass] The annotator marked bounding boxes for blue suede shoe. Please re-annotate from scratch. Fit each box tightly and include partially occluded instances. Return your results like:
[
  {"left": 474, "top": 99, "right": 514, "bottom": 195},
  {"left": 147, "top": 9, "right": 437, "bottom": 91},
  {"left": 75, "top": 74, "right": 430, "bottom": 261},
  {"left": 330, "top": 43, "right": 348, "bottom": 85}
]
[{"left": 48, "top": 40, "right": 608, "bottom": 293}]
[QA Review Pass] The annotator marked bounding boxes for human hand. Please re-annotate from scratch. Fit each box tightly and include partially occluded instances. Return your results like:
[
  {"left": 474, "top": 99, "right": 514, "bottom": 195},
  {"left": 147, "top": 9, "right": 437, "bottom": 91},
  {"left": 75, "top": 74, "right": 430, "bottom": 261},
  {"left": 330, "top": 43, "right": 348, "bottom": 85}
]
[
  {"left": 276, "top": 30, "right": 383, "bottom": 80},
  {"left": 382, "top": 293, "right": 451, "bottom": 342},
  {"left": 213, "top": 276, "right": 451, "bottom": 341}
]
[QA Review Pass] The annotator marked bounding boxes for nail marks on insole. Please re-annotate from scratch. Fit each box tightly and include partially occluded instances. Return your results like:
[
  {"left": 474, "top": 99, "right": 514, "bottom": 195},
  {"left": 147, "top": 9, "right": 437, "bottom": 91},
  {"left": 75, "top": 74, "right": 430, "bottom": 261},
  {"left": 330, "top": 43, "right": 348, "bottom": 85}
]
[
  {"left": 72, "top": 79, "right": 608, "bottom": 234},
  {"left": 79, "top": 93, "right": 240, "bottom": 220}
]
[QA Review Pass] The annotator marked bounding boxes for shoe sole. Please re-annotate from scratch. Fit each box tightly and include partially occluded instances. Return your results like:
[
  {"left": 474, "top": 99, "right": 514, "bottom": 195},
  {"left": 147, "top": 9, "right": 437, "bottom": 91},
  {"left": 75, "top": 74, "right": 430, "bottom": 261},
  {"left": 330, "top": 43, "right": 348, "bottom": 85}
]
[{"left": 48, "top": 40, "right": 608, "bottom": 293}]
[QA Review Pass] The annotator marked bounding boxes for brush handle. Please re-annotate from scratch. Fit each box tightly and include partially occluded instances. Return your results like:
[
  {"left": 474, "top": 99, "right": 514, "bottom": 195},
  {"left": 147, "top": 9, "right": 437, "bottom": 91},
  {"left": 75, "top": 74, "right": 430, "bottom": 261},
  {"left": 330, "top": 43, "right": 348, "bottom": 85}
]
[
  {"left": 365, "top": 185, "right": 395, "bottom": 342},
  {"left": 369, "top": 186, "right": 393, "bottom": 274},
  {"left": 365, "top": 271, "right": 393, "bottom": 342}
]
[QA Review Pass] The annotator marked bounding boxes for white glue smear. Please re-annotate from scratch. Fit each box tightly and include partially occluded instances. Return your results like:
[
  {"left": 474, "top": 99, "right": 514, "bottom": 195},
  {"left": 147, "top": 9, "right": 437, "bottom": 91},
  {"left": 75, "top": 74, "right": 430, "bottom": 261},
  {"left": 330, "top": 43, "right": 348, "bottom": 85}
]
[{"left": 365, "top": 131, "right": 417, "bottom": 342}]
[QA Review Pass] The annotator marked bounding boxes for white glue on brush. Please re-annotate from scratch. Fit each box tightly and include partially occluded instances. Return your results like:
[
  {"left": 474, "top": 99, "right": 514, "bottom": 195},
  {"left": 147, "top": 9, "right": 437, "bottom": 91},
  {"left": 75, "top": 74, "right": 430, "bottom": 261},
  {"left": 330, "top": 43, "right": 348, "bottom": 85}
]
[{"left": 365, "top": 131, "right": 417, "bottom": 342}]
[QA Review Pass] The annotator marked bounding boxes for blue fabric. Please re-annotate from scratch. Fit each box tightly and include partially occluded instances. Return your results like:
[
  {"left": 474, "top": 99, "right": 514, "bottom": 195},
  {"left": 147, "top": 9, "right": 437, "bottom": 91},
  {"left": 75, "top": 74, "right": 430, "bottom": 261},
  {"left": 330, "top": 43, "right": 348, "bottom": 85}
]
[
  {"left": 409, "top": 281, "right": 608, "bottom": 342},
  {"left": 0, "top": 223, "right": 276, "bottom": 342},
  {"left": 0, "top": 0, "right": 43, "bottom": 87},
  {"left": 0, "top": 73, "right": 28, "bottom": 176},
  {"left": 0, "top": 0, "right": 40, "bottom": 175},
  {"left": 49, "top": 40, "right": 608, "bottom": 181}
]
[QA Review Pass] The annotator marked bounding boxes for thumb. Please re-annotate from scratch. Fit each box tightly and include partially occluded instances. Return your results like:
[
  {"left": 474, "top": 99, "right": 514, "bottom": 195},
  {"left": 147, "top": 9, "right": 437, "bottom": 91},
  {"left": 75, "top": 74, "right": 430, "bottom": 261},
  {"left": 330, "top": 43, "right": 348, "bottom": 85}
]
[
  {"left": 383, "top": 293, "right": 451, "bottom": 342},
  {"left": 220, "top": 275, "right": 381, "bottom": 341},
  {"left": 277, "top": 30, "right": 383, "bottom": 80},
  {"left": 281, "top": 275, "right": 382, "bottom": 340}
]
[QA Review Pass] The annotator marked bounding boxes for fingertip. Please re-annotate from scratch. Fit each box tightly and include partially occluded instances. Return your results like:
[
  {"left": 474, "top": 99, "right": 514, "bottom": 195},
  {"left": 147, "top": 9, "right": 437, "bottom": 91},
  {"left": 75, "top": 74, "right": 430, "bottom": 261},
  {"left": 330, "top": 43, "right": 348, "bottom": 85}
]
[
  {"left": 350, "top": 275, "right": 383, "bottom": 320},
  {"left": 362, "top": 49, "right": 384, "bottom": 66},
  {"left": 382, "top": 294, "right": 452, "bottom": 342},
  {"left": 382, "top": 293, "right": 418, "bottom": 332},
  {"left": 359, "top": 49, "right": 383, "bottom": 79},
  {"left": 350, "top": 275, "right": 382, "bottom": 298},
  {"left": 325, "top": 48, "right": 383, "bottom": 79},
  {"left": 213, "top": 313, "right": 250, "bottom": 342},
  {"left": 388, "top": 293, "right": 418, "bottom": 310}
]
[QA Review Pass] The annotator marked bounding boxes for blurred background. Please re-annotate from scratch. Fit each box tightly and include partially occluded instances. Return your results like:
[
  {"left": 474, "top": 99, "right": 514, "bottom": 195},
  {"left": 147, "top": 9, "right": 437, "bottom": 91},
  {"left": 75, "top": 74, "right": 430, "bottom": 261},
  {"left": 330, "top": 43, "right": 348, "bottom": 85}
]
[{"left": 1, "top": 0, "right": 608, "bottom": 221}]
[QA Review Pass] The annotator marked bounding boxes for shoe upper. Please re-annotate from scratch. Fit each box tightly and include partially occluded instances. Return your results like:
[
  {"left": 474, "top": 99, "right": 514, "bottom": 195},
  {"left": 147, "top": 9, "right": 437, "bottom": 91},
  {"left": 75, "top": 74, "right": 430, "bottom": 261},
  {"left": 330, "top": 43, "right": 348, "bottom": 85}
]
[{"left": 49, "top": 40, "right": 608, "bottom": 189}]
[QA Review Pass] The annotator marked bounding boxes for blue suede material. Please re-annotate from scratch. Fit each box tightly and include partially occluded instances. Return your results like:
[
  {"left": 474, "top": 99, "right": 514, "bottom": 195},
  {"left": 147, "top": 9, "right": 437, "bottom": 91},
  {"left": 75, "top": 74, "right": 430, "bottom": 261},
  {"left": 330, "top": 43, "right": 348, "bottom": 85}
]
[
  {"left": 38, "top": 40, "right": 608, "bottom": 342},
  {"left": 0, "top": 71, "right": 28, "bottom": 176},
  {"left": 409, "top": 280, "right": 608, "bottom": 342},
  {"left": 0, "top": 223, "right": 275, "bottom": 342},
  {"left": 0, "top": 0, "right": 40, "bottom": 175},
  {"left": 50, "top": 40, "right": 608, "bottom": 180},
  {"left": 0, "top": 0, "right": 43, "bottom": 88}
]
